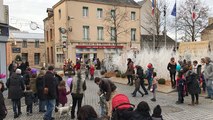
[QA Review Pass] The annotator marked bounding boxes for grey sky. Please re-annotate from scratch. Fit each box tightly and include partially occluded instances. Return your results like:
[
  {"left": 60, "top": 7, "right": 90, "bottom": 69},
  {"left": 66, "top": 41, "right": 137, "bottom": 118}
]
[{"left": 3, "top": 0, "right": 213, "bottom": 34}]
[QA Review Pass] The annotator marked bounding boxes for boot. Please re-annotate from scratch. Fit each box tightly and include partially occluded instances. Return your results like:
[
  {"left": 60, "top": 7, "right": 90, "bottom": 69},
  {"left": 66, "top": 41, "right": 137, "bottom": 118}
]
[
  {"left": 195, "top": 100, "right": 199, "bottom": 105},
  {"left": 188, "top": 101, "right": 195, "bottom": 106},
  {"left": 71, "top": 111, "right": 75, "bottom": 119}
]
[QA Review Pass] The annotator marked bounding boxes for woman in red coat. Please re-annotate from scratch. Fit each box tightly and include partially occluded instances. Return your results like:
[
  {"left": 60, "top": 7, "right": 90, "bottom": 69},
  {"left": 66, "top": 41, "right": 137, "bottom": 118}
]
[{"left": 90, "top": 65, "right": 95, "bottom": 80}]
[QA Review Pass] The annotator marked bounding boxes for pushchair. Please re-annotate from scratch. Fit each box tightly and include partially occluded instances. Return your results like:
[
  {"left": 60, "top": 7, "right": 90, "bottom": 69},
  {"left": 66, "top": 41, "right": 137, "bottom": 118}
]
[{"left": 111, "top": 94, "right": 135, "bottom": 120}]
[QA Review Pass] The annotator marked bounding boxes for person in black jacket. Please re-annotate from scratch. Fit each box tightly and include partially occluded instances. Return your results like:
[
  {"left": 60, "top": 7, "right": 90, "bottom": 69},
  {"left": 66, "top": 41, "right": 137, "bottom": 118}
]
[
  {"left": 132, "top": 65, "right": 145, "bottom": 97},
  {"left": 0, "top": 81, "right": 7, "bottom": 120},
  {"left": 43, "top": 66, "right": 57, "bottom": 120},
  {"left": 6, "top": 69, "right": 25, "bottom": 118},
  {"left": 95, "top": 77, "right": 117, "bottom": 118},
  {"left": 23, "top": 85, "right": 34, "bottom": 116},
  {"left": 36, "top": 68, "right": 46, "bottom": 112},
  {"left": 130, "top": 101, "right": 152, "bottom": 120},
  {"left": 167, "top": 57, "right": 177, "bottom": 88}
]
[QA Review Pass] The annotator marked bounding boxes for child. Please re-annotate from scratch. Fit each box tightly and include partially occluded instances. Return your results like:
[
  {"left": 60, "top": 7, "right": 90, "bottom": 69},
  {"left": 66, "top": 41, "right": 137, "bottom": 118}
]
[
  {"left": 152, "top": 105, "right": 163, "bottom": 120},
  {"left": 146, "top": 63, "right": 154, "bottom": 90},
  {"left": 132, "top": 65, "right": 144, "bottom": 97},
  {"left": 24, "top": 85, "right": 34, "bottom": 116},
  {"left": 90, "top": 64, "right": 95, "bottom": 80},
  {"left": 176, "top": 72, "right": 185, "bottom": 104},
  {"left": 151, "top": 72, "right": 157, "bottom": 102},
  {"left": 58, "top": 81, "right": 70, "bottom": 107}
]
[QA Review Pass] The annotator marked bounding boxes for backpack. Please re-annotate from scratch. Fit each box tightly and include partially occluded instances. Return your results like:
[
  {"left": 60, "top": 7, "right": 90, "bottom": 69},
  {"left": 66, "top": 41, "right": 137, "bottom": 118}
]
[{"left": 111, "top": 94, "right": 135, "bottom": 120}]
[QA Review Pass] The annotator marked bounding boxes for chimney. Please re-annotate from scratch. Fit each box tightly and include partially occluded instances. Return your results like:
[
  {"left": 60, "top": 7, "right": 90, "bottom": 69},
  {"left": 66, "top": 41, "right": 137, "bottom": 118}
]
[
  {"left": 208, "top": 17, "right": 213, "bottom": 25},
  {"left": 46, "top": 8, "right": 53, "bottom": 17}
]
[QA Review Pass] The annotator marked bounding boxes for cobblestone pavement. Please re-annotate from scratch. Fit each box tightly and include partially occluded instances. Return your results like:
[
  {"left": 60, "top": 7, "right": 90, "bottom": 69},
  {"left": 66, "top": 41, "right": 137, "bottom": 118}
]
[{"left": 4, "top": 77, "right": 213, "bottom": 120}]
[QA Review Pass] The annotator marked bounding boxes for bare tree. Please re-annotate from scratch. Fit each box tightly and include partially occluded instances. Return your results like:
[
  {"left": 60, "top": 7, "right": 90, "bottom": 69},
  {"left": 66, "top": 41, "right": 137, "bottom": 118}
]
[
  {"left": 143, "top": 0, "right": 167, "bottom": 48},
  {"left": 177, "top": 0, "right": 209, "bottom": 42},
  {"left": 104, "top": 5, "right": 130, "bottom": 53}
]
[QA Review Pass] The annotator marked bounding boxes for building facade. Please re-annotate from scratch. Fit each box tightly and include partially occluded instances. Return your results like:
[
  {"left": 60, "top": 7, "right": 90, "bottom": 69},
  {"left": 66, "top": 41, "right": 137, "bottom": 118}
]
[
  {"left": 7, "top": 31, "right": 45, "bottom": 67},
  {"left": 44, "top": 0, "right": 141, "bottom": 68},
  {"left": 201, "top": 17, "right": 213, "bottom": 41},
  {"left": 0, "top": 0, "right": 9, "bottom": 81}
]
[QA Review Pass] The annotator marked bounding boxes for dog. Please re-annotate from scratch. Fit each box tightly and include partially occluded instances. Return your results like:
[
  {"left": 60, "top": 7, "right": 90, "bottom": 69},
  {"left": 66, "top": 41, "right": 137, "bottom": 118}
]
[{"left": 56, "top": 104, "right": 72, "bottom": 119}]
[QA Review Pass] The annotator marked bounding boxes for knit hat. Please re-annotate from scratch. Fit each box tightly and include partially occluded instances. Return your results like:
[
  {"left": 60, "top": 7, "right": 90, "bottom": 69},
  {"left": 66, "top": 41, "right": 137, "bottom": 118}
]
[
  {"left": 152, "top": 105, "right": 162, "bottom": 117},
  {"left": 147, "top": 63, "right": 153, "bottom": 69},
  {"left": 16, "top": 69, "right": 22, "bottom": 74}
]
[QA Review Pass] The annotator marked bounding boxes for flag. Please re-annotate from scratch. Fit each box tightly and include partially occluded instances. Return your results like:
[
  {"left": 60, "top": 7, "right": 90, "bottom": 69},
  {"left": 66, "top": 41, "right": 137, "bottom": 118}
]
[
  {"left": 164, "top": 5, "right": 166, "bottom": 16},
  {"left": 152, "top": 0, "right": 155, "bottom": 16},
  {"left": 171, "top": 3, "right": 176, "bottom": 16},
  {"left": 192, "top": 5, "right": 196, "bottom": 20}
]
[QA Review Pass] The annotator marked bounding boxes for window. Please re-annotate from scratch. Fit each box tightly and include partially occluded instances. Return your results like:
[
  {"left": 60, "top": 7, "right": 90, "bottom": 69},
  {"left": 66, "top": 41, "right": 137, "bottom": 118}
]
[
  {"left": 131, "top": 28, "right": 136, "bottom": 41},
  {"left": 131, "top": 11, "right": 136, "bottom": 20},
  {"left": 97, "top": 27, "right": 103, "bottom": 40},
  {"left": 51, "top": 47, "right": 54, "bottom": 63},
  {"left": 57, "top": 54, "right": 64, "bottom": 63},
  {"left": 50, "top": 29, "right": 53, "bottom": 40},
  {"left": 35, "top": 40, "right": 39, "bottom": 48},
  {"left": 97, "top": 8, "right": 103, "bottom": 18},
  {"left": 34, "top": 53, "right": 40, "bottom": 65},
  {"left": 111, "top": 10, "right": 115, "bottom": 18},
  {"left": 46, "top": 31, "right": 49, "bottom": 42},
  {"left": 83, "top": 7, "right": 88, "bottom": 17},
  {"left": 58, "top": 9, "right": 61, "bottom": 19},
  {"left": 47, "top": 47, "right": 49, "bottom": 63},
  {"left": 22, "top": 53, "right": 28, "bottom": 62},
  {"left": 22, "top": 40, "right": 27, "bottom": 48},
  {"left": 83, "top": 26, "right": 89, "bottom": 40},
  {"left": 111, "top": 27, "right": 115, "bottom": 40}
]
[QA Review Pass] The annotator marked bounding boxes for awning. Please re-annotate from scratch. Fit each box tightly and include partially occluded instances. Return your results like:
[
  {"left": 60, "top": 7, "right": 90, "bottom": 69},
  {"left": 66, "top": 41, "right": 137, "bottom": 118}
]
[{"left": 76, "top": 45, "right": 123, "bottom": 49}]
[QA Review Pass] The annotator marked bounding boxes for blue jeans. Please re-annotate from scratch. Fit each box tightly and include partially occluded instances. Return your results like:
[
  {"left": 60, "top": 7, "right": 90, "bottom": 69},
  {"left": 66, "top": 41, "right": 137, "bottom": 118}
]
[
  {"left": 12, "top": 99, "right": 21, "bottom": 115},
  {"left": 39, "top": 99, "right": 46, "bottom": 112},
  {"left": 206, "top": 80, "right": 213, "bottom": 98},
  {"left": 44, "top": 99, "right": 55, "bottom": 120}
]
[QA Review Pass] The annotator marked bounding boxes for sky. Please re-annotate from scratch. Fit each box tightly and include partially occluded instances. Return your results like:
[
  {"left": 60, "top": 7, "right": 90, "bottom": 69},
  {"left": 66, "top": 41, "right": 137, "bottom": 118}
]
[{"left": 3, "top": 0, "right": 213, "bottom": 36}]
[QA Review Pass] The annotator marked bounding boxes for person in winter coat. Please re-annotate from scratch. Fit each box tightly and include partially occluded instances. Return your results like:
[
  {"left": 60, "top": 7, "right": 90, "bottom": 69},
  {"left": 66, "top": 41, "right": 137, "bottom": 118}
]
[
  {"left": 186, "top": 70, "right": 200, "bottom": 105},
  {"left": 95, "top": 77, "right": 117, "bottom": 118},
  {"left": 130, "top": 101, "right": 152, "bottom": 120},
  {"left": 0, "top": 81, "right": 7, "bottom": 120},
  {"left": 70, "top": 70, "right": 87, "bottom": 119},
  {"left": 167, "top": 57, "right": 177, "bottom": 88},
  {"left": 58, "top": 80, "right": 70, "bottom": 107},
  {"left": 146, "top": 63, "right": 154, "bottom": 90},
  {"left": 90, "top": 64, "right": 95, "bottom": 80},
  {"left": 43, "top": 66, "right": 57, "bottom": 120},
  {"left": 29, "top": 69, "right": 38, "bottom": 104},
  {"left": 126, "top": 58, "right": 134, "bottom": 86},
  {"left": 132, "top": 65, "right": 145, "bottom": 97},
  {"left": 203, "top": 57, "right": 213, "bottom": 100},
  {"left": 6, "top": 69, "right": 25, "bottom": 118},
  {"left": 200, "top": 58, "right": 206, "bottom": 93},
  {"left": 36, "top": 68, "right": 46, "bottom": 112},
  {"left": 152, "top": 105, "right": 163, "bottom": 120},
  {"left": 23, "top": 85, "right": 34, "bottom": 115},
  {"left": 77, "top": 105, "right": 100, "bottom": 120}
]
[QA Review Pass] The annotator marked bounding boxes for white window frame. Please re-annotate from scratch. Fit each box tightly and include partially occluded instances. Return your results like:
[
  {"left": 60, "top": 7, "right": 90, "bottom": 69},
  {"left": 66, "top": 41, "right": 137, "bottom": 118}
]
[
  {"left": 111, "top": 10, "right": 115, "bottom": 18},
  {"left": 83, "top": 7, "right": 88, "bottom": 17},
  {"left": 131, "top": 28, "right": 136, "bottom": 41},
  {"left": 97, "top": 27, "right": 103, "bottom": 40},
  {"left": 97, "top": 8, "right": 103, "bottom": 18},
  {"left": 83, "top": 26, "right": 90, "bottom": 40},
  {"left": 131, "top": 11, "right": 136, "bottom": 20},
  {"left": 111, "top": 27, "right": 115, "bottom": 41}
]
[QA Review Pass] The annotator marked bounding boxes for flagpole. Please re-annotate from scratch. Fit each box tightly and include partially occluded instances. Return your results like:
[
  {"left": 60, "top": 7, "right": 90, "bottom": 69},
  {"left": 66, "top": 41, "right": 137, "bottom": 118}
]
[{"left": 175, "top": 0, "right": 177, "bottom": 51}]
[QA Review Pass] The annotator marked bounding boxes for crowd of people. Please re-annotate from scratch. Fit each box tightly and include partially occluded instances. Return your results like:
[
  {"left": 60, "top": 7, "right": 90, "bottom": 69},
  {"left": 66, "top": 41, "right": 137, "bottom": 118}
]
[{"left": 0, "top": 55, "right": 212, "bottom": 120}]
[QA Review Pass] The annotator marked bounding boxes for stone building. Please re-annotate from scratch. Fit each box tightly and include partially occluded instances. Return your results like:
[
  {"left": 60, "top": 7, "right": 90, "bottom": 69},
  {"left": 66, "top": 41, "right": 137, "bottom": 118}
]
[
  {"left": 201, "top": 17, "right": 213, "bottom": 41},
  {"left": 0, "top": 0, "right": 9, "bottom": 81},
  {"left": 44, "top": 0, "right": 141, "bottom": 68},
  {"left": 6, "top": 31, "right": 45, "bottom": 67}
]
